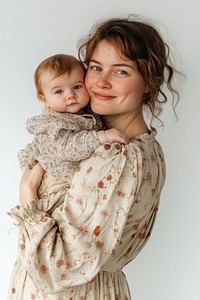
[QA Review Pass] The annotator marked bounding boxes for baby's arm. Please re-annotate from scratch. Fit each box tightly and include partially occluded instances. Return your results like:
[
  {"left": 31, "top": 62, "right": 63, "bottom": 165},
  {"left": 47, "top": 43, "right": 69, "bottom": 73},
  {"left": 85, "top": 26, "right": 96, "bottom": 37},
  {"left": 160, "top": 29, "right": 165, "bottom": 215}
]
[
  {"left": 45, "top": 129, "right": 128, "bottom": 163},
  {"left": 97, "top": 128, "right": 129, "bottom": 144}
]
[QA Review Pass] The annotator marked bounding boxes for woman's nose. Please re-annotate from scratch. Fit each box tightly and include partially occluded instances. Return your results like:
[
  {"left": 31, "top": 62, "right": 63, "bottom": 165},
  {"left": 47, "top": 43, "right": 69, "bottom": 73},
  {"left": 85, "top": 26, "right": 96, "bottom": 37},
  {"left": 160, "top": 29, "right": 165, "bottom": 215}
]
[{"left": 96, "top": 75, "right": 112, "bottom": 89}]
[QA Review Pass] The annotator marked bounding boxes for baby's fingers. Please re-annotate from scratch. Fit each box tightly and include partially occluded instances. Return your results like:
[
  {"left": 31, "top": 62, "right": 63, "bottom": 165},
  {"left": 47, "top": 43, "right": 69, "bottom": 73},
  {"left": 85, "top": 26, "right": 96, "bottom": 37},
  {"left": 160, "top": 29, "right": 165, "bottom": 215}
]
[{"left": 117, "top": 132, "right": 129, "bottom": 144}]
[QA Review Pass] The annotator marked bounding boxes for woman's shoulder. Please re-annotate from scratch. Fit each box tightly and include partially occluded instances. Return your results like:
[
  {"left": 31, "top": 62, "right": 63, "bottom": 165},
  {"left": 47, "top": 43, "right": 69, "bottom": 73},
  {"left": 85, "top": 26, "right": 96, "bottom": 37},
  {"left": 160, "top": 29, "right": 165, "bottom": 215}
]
[
  {"left": 88, "top": 127, "right": 165, "bottom": 171},
  {"left": 130, "top": 127, "right": 157, "bottom": 142},
  {"left": 129, "top": 127, "right": 165, "bottom": 162},
  {"left": 129, "top": 127, "right": 161, "bottom": 151},
  {"left": 95, "top": 128, "right": 158, "bottom": 156}
]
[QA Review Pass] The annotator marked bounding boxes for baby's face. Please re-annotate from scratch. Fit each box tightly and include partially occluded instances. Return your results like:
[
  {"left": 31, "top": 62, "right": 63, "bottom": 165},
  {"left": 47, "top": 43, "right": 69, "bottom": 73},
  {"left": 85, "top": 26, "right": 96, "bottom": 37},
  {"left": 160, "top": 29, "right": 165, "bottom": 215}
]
[{"left": 39, "top": 65, "right": 89, "bottom": 114}]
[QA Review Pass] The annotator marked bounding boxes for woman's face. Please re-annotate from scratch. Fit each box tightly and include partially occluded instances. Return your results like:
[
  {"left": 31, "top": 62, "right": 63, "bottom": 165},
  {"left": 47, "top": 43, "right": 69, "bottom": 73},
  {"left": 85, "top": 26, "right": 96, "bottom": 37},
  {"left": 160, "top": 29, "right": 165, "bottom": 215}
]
[{"left": 85, "top": 40, "right": 149, "bottom": 117}]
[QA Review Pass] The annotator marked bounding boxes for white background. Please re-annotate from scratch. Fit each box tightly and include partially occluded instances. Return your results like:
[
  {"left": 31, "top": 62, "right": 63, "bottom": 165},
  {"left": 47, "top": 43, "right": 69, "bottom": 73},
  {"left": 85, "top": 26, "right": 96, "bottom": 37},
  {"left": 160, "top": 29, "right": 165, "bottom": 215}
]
[{"left": 0, "top": 0, "right": 199, "bottom": 299}]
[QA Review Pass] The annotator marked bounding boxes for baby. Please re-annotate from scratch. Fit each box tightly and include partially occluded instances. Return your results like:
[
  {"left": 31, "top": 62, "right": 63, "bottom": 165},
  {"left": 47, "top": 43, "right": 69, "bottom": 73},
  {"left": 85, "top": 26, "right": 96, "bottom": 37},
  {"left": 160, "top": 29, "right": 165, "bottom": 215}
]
[{"left": 18, "top": 54, "right": 129, "bottom": 213}]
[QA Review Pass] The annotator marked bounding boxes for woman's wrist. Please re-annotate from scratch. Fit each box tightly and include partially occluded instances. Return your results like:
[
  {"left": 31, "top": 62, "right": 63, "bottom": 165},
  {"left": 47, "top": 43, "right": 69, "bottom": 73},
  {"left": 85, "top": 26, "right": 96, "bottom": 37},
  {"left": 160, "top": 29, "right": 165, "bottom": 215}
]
[
  {"left": 19, "top": 163, "right": 44, "bottom": 206},
  {"left": 19, "top": 185, "right": 38, "bottom": 205}
]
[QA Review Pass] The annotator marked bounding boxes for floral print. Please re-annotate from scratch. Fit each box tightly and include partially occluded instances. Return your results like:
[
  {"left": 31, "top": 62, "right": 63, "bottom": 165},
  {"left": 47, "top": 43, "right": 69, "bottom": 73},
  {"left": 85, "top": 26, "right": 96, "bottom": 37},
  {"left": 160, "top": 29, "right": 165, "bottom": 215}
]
[
  {"left": 7, "top": 128, "right": 165, "bottom": 299},
  {"left": 18, "top": 107, "right": 102, "bottom": 180},
  {"left": 17, "top": 107, "right": 103, "bottom": 215}
]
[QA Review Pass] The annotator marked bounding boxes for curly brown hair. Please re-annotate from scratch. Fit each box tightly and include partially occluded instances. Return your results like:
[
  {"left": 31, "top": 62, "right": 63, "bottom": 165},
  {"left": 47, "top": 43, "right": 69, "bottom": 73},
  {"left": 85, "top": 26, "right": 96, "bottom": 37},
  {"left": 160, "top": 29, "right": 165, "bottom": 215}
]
[{"left": 78, "top": 16, "right": 180, "bottom": 123}]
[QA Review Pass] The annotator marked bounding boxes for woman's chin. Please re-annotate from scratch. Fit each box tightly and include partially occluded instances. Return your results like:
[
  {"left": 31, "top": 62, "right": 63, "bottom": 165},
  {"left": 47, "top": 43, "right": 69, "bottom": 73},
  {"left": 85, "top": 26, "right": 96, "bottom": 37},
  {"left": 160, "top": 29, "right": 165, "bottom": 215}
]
[
  {"left": 90, "top": 104, "right": 104, "bottom": 115},
  {"left": 91, "top": 102, "right": 112, "bottom": 115}
]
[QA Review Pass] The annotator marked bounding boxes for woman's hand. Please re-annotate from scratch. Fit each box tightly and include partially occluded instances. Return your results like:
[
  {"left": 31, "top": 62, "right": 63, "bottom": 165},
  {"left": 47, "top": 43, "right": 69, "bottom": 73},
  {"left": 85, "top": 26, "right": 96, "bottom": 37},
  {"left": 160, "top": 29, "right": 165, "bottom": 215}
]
[{"left": 19, "top": 163, "right": 45, "bottom": 205}]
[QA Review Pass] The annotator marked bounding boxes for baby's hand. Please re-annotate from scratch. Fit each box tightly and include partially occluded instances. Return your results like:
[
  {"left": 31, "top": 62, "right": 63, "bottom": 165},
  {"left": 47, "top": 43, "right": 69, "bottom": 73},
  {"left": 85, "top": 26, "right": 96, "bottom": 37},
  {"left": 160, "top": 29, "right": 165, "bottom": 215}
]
[{"left": 97, "top": 128, "right": 129, "bottom": 144}]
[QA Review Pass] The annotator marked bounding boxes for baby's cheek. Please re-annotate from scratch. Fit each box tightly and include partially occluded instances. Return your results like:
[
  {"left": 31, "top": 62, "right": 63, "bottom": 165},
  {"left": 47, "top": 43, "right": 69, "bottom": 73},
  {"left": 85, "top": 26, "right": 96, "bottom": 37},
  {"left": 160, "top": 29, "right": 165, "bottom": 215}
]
[{"left": 84, "top": 74, "right": 91, "bottom": 90}]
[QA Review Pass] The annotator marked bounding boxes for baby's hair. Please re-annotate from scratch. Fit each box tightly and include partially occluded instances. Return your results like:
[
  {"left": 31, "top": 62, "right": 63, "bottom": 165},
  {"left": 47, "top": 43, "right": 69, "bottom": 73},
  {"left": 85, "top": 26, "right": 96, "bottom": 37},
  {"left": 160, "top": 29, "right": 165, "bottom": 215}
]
[
  {"left": 34, "top": 54, "right": 84, "bottom": 98},
  {"left": 78, "top": 15, "right": 182, "bottom": 124}
]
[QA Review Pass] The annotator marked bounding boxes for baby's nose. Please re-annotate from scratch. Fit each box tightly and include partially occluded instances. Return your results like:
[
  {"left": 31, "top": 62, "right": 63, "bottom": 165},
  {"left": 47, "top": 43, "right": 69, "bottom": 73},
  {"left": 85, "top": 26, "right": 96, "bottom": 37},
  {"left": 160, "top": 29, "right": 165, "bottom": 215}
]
[{"left": 66, "top": 91, "right": 76, "bottom": 100}]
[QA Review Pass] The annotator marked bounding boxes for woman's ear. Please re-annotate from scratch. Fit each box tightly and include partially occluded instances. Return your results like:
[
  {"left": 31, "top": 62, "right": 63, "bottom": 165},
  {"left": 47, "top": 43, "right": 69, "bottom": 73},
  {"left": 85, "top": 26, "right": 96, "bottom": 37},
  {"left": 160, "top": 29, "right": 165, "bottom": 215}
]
[
  {"left": 38, "top": 94, "right": 49, "bottom": 107},
  {"left": 144, "top": 85, "right": 151, "bottom": 93}
]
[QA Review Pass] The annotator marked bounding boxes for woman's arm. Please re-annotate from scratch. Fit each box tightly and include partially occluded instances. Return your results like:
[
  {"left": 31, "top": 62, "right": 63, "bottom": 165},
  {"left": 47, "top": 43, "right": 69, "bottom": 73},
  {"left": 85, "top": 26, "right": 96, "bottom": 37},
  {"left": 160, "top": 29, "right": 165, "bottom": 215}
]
[
  {"left": 19, "top": 163, "right": 45, "bottom": 205},
  {"left": 10, "top": 141, "right": 164, "bottom": 293}
]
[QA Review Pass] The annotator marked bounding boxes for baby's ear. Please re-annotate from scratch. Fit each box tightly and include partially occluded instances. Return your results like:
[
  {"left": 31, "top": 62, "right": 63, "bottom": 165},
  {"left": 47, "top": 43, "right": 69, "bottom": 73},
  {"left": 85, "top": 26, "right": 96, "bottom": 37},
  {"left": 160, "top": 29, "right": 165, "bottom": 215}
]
[{"left": 38, "top": 94, "right": 48, "bottom": 107}]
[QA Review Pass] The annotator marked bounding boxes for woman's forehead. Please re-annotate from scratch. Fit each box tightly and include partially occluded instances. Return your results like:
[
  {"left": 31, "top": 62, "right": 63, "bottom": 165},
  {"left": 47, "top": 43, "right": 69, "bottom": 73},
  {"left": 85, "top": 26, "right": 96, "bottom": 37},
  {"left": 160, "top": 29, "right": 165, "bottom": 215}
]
[{"left": 91, "top": 39, "right": 130, "bottom": 61}]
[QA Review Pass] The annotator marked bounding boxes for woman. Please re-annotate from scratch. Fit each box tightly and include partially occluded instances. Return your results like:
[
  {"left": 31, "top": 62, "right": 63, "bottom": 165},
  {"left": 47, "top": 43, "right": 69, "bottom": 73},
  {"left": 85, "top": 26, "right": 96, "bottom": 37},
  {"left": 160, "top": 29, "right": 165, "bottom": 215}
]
[{"left": 7, "top": 16, "right": 179, "bottom": 299}]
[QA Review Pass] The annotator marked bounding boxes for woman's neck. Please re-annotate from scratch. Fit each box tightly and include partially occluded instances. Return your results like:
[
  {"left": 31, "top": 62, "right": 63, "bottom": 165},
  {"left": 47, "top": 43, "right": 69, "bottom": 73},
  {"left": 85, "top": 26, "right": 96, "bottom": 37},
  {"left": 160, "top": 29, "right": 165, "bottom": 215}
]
[{"left": 102, "top": 111, "right": 149, "bottom": 138}]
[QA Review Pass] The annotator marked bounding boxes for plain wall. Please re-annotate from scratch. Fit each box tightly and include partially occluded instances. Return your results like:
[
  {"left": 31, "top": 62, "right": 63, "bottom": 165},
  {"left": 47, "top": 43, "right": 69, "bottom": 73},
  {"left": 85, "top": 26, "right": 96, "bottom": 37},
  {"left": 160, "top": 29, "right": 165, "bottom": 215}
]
[{"left": 0, "top": 0, "right": 199, "bottom": 299}]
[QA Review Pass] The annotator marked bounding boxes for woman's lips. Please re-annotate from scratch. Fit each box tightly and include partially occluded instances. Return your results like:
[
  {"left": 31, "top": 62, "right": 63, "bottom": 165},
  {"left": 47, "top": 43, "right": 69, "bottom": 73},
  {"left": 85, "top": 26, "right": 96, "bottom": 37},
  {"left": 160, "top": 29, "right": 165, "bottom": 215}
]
[{"left": 93, "top": 92, "right": 116, "bottom": 100}]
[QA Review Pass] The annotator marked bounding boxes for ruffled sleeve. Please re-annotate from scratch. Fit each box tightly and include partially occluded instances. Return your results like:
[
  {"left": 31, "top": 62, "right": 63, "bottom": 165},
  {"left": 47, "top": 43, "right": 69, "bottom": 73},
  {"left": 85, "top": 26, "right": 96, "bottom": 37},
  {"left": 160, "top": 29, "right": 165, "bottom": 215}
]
[{"left": 9, "top": 133, "right": 165, "bottom": 293}]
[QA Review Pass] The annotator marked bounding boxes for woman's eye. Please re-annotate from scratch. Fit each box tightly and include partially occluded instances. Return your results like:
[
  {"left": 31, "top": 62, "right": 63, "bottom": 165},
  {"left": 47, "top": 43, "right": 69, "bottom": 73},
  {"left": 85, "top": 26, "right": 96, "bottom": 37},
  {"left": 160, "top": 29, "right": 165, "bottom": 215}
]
[
  {"left": 117, "top": 70, "right": 128, "bottom": 75},
  {"left": 55, "top": 89, "right": 63, "bottom": 95},
  {"left": 89, "top": 65, "right": 101, "bottom": 72}
]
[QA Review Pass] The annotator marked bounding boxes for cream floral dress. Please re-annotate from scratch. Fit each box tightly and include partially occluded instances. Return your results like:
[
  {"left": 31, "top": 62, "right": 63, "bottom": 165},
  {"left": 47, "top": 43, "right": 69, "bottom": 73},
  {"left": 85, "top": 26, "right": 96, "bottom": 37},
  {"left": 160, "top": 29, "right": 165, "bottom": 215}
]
[{"left": 7, "top": 128, "right": 166, "bottom": 300}]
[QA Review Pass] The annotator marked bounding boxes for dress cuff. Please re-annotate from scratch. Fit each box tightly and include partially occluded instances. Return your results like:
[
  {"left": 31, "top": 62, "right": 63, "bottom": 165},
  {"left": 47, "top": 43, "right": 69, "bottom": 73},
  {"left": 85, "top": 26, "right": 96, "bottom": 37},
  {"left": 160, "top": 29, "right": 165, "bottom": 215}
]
[{"left": 8, "top": 201, "right": 49, "bottom": 223}]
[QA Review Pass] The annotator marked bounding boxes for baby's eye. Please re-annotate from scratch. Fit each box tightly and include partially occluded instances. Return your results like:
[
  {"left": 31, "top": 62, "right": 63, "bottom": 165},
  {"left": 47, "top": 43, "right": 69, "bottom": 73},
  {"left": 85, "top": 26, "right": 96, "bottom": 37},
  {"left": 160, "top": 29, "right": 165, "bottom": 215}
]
[
  {"left": 55, "top": 89, "right": 63, "bottom": 95},
  {"left": 74, "top": 85, "right": 82, "bottom": 90}
]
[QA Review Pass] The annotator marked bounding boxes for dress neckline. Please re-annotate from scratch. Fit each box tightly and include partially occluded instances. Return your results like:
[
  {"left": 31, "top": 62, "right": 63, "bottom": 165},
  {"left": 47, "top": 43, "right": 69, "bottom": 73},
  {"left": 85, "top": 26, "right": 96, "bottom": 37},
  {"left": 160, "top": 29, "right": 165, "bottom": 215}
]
[{"left": 130, "top": 127, "right": 157, "bottom": 142}]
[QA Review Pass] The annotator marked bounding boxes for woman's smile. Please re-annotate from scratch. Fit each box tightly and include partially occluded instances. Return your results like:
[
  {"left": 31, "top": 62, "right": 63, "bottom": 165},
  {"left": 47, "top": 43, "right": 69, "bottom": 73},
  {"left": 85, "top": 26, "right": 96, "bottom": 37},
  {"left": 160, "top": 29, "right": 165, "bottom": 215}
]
[{"left": 92, "top": 90, "right": 117, "bottom": 100}]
